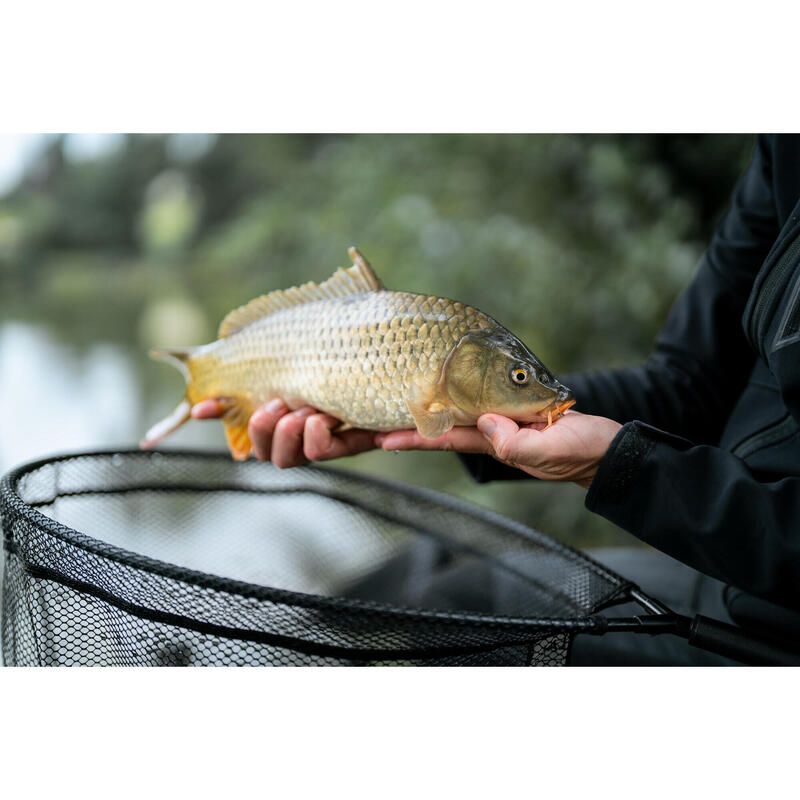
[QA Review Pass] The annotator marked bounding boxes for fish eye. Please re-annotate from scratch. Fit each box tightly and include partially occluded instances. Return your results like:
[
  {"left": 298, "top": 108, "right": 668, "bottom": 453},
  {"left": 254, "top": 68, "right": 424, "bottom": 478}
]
[{"left": 510, "top": 366, "right": 529, "bottom": 385}]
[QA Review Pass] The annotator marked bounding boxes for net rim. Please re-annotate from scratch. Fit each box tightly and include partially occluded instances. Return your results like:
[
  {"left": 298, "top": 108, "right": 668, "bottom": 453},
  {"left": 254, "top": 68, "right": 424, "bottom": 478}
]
[{"left": 1, "top": 448, "right": 631, "bottom": 633}]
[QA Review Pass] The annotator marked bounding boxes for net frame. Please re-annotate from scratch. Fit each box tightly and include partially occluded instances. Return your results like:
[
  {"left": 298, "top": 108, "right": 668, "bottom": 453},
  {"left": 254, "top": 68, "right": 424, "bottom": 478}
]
[{"left": 2, "top": 449, "right": 648, "bottom": 667}]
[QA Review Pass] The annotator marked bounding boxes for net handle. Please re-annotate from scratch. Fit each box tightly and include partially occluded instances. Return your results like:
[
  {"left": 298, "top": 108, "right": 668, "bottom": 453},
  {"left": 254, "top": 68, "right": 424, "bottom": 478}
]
[
  {"left": 600, "top": 587, "right": 800, "bottom": 665},
  {"left": 684, "top": 614, "right": 800, "bottom": 666}
]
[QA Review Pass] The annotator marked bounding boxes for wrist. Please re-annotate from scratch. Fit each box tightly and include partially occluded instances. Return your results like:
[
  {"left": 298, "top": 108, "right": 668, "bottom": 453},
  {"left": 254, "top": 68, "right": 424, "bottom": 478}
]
[
  {"left": 575, "top": 472, "right": 598, "bottom": 490},
  {"left": 575, "top": 417, "right": 623, "bottom": 489}
]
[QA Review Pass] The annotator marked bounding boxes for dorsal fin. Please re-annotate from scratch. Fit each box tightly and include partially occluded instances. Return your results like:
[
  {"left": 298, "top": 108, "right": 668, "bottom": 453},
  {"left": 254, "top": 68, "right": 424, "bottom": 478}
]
[{"left": 218, "top": 247, "right": 384, "bottom": 338}]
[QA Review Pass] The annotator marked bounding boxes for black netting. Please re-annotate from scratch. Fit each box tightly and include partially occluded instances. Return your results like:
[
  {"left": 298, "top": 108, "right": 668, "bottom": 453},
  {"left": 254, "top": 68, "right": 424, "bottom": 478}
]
[{"left": 1, "top": 450, "right": 632, "bottom": 666}]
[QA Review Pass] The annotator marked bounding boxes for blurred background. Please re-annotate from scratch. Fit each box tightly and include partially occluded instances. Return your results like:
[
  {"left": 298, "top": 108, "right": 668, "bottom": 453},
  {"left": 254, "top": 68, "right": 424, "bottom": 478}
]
[{"left": 0, "top": 133, "right": 753, "bottom": 549}]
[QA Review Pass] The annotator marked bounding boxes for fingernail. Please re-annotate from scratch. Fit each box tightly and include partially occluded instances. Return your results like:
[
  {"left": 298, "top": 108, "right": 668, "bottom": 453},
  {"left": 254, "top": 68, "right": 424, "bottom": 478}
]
[
  {"left": 294, "top": 407, "right": 313, "bottom": 417},
  {"left": 477, "top": 418, "right": 496, "bottom": 437},
  {"left": 265, "top": 398, "right": 284, "bottom": 414}
]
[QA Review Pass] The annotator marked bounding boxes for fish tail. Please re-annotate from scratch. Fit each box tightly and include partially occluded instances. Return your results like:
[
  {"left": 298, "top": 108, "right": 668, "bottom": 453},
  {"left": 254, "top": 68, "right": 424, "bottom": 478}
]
[
  {"left": 148, "top": 346, "right": 194, "bottom": 380},
  {"left": 144, "top": 346, "right": 255, "bottom": 460},
  {"left": 140, "top": 398, "right": 192, "bottom": 450},
  {"left": 141, "top": 347, "right": 197, "bottom": 450}
]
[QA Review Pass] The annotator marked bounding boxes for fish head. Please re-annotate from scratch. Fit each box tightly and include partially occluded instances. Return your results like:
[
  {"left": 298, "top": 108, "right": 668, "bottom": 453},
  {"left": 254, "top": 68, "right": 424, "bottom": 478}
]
[{"left": 443, "top": 328, "right": 574, "bottom": 422}]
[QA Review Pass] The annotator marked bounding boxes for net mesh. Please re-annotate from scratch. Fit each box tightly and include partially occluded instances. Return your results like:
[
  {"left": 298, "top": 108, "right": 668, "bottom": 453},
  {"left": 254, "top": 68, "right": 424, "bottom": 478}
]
[{"left": 1, "top": 451, "right": 631, "bottom": 666}]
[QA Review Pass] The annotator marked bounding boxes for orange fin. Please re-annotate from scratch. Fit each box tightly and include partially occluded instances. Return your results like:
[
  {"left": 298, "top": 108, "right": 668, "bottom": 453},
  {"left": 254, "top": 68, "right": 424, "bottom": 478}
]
[{"left": 222, "top": 401, "right": 255, "bottom": 461}]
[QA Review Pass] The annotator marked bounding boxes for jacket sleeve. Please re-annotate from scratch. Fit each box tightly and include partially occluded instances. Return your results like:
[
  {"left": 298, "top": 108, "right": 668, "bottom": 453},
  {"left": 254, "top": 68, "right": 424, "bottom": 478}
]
[
  {"left": 461, "top": 134, "right": 779, "bottom": 483},
  {"left": 586, "top": 420, "right": 800, "bottom": 611}
]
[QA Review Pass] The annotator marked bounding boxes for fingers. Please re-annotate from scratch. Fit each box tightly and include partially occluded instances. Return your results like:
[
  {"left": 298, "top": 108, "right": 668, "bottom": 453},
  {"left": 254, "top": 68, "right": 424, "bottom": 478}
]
[
  {"left": 269, "top": 406, "right": 315, "bottom": 468},
  {"left": 212, "top": 396, "right": 379, "bottom": 467},
  {"left": 303, "top": 414, "right": 380, "bottom": 461},
  {"left": 203, "top": 396, "right": 550, "bottom": 470},
  {"left": 476, "top": 414, "right": 542, "bottom": 464},
  {"left": 191, "top": 398, "right": 234, "bottom": 419},
  {"left": 376, "top": 426, "right": 493, "bottom": 453},
  {"left": 374, "top": 415, "right": 551, "bottom": 465},
  {"left": 247, "top": 398, "right": 290, "bottom": 461}
]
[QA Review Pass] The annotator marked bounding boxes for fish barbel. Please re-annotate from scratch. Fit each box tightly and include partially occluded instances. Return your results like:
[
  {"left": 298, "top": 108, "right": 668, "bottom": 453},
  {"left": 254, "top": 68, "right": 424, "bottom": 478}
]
[{"left": 142, "top": 247, "right": 574, "bottom": 459}]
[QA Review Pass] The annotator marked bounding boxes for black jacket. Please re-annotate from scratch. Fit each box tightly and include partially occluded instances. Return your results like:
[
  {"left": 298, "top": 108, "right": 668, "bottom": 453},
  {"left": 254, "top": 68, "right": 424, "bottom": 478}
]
[{"left": 462, "top": 134, "right": 800, "bottom": 629}]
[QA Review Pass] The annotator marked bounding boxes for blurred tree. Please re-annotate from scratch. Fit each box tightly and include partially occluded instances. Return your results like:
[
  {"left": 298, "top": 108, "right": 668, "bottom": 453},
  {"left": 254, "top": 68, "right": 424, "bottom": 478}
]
[{"left": 0, "top": 134, "right": 755, "bottom": 546}]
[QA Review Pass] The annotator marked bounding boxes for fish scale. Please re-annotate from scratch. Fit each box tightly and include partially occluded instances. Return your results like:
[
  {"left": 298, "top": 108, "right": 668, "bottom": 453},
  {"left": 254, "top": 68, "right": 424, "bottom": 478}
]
[
  {"left": 143, "top": 247, "right": 572, "bottom": 460},
  {"left": 192, "top": 290, "right": 492, "bottom": 430}
]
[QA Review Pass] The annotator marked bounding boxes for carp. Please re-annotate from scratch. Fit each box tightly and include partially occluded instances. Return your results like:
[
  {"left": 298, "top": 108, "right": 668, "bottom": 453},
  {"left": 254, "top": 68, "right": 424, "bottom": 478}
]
[{"left": 142, "top": 247, "right": 574, "bottom": 459}]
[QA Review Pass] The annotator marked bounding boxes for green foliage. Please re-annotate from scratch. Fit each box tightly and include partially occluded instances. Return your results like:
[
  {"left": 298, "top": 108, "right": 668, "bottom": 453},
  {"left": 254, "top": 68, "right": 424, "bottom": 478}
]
[{"left": 0, "top": 134, "right": 753, "bottom": 548}]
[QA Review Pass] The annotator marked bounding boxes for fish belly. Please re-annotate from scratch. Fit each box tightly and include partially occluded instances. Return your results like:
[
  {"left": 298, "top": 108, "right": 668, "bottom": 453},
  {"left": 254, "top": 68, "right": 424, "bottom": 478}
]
[{"left": 190, "top": 290, "right": 491, "bottom": 430}]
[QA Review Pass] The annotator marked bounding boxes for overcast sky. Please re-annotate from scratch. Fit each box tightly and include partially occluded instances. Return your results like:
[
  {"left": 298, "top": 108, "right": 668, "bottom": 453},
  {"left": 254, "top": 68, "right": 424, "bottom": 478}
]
[
  {"left": 0, "top": 134, "right": 42, "bottom": 195},
  {"left": 0, "top": 134, "right": 125, "bottom": 197}
]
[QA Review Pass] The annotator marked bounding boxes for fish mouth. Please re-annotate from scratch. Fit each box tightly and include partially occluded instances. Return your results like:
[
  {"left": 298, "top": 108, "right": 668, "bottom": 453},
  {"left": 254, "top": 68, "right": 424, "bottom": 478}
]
[{"left": 543, "top": 394, "right": 575, "bottom": 429}]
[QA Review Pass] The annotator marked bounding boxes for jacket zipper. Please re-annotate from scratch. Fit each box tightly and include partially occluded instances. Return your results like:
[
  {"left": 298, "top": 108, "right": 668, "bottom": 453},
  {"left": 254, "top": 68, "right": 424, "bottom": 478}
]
[{"left": 732, "top": 413, "right": 799, "bottom": 459}]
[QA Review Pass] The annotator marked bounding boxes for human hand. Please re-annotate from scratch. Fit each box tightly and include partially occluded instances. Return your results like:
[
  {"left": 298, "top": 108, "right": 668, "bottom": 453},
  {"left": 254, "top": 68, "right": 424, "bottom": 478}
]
[
  {"left": 191, "top": 398, "right": 380, "bottom": 467},
  {"left": 375, "top": 411, "right": 622, "bottom": 488}
]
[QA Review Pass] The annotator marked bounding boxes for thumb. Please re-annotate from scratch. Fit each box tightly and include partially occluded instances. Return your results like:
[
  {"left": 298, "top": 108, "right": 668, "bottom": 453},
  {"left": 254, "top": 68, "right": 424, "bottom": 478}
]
[{"left": 476, "top": 414, "right": 523, "bottom": 463}]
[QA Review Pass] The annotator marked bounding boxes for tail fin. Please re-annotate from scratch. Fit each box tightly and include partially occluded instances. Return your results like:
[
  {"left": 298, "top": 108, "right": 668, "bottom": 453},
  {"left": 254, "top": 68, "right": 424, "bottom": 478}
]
[
  {"left": 140, "top": 398, "right": 192, "bottom": 450},
  {"left": 143, "top": 345, "right": 255, "bottom": 459},
  {"left": 149, "top": 347, "right": 193, "bottom": 379},
  {"left": 140, "top": 347, "right": 196, "bottom": 450}
]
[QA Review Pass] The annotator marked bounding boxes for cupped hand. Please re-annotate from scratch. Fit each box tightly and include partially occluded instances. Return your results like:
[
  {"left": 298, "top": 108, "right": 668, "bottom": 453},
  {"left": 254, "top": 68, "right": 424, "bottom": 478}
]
[
  {"left": 192, "top": 399, "right": 622, "bottom": 487},
  {"left": 375, "top": 411, "right": 622, "bottom": 488},
  {"left": 191, "top": 398, "right": 380, "bottom": 467}
]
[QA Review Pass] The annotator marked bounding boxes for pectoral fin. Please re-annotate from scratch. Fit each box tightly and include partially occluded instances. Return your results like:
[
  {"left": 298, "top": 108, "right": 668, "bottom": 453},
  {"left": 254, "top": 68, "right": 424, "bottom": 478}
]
[{"left": 406, "top": 395, "right": 456, "bottom": 439}]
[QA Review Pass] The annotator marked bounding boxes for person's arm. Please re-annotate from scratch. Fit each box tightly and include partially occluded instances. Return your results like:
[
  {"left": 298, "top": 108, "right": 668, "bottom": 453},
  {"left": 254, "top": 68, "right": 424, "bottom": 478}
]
[
  {"left": 379, "top": 406, "right": 800, "bottom": 609},
  {"left": 461, "top": 134, "right": 779, "bottom": 483},
  {"left": 586, "top": 420, "right": 800, "bottom": 611},
  {"left": 570, "top": 134, "right": 777, "bottom": 435}
]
